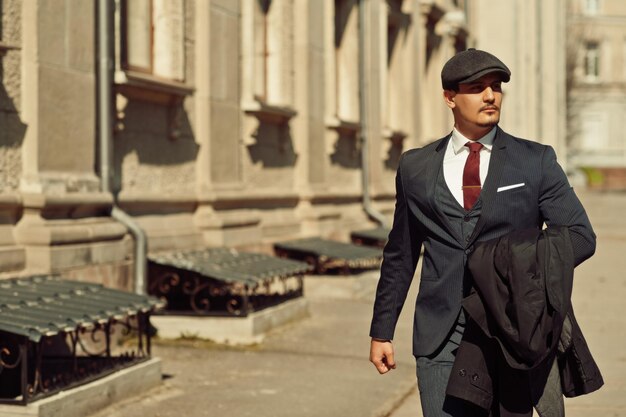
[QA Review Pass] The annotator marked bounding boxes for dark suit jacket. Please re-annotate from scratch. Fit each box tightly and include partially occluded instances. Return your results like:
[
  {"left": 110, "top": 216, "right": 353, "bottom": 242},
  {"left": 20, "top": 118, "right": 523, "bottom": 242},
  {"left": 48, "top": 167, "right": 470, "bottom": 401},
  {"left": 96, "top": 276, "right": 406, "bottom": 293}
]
[
  {"left": 445, "top": 227, "right": 603, "bottom": 415},
  {"left": 370, "top": 127, "right": 596, "bottom": 357}
]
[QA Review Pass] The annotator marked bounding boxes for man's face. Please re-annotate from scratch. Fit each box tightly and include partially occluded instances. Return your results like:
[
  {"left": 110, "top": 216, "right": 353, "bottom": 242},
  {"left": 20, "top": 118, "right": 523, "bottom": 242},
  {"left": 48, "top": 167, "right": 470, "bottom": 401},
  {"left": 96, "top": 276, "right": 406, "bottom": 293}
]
[{"left": 443, "top": 73, "right": 504, "bottom": 139}]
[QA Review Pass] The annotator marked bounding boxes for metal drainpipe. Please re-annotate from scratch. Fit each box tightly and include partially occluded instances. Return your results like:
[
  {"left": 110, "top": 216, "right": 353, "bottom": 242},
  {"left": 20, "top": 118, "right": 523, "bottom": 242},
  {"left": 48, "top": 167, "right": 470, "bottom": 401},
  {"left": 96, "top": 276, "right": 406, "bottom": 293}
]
[
  {"left": 97, "top": 0, "right": 147, "bottom": 295},
  {"left": 358, "top": 0, "right": 389, "bottom": 228}
]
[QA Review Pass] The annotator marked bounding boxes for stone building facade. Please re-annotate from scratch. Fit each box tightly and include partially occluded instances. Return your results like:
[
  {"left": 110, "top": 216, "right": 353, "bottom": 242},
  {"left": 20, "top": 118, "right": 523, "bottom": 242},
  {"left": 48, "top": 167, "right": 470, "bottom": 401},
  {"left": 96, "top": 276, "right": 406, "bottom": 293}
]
[
  {"left": 0, "top": 0, "right": 566, "bottom": 291},
  {"left": 472, "top": 0, "right": 568, "bottom": 160},
  {"left": 566, "top": 0, "right": 626, "bottom": 189}
]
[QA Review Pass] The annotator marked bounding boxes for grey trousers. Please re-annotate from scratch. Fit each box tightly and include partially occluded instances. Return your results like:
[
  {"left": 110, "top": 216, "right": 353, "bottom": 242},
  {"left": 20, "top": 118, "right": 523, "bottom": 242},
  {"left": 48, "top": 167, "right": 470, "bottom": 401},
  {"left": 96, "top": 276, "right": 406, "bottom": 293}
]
[
  {"left": 415, "top": 313, "right": 564, "bottom": 417},
  {"left": 415, "top": 313, "right": 486, "bottom": 417}
]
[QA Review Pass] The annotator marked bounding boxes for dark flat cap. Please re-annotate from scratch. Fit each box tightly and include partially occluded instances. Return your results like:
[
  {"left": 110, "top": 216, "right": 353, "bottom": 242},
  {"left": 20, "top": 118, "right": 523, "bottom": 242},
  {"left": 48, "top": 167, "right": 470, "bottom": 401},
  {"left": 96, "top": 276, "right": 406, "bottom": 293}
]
[{"left": 441, "top": 48, "right": 511, "bottom": 90}]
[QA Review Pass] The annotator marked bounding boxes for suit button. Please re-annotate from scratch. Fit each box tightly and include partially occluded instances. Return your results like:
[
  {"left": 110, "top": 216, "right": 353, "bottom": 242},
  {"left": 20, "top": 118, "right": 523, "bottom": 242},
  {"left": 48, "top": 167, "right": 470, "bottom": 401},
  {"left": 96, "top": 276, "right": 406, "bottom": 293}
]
[
  {"left": 459, "top": 369, "right": 467, "bottom": 377},
  {"left": 464, "top": 246, "right": 474, "bottom": 255},
  {"left": 471, "top": 373, "right": 479, "bottom": 381},
  {"left": 463, "top": 215, "right": 470, "bottom": 222}
]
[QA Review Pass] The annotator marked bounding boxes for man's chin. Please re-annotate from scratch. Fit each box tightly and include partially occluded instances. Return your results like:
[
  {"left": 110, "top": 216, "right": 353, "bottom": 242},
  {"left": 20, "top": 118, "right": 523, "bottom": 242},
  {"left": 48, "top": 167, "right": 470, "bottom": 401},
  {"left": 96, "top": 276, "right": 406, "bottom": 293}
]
[
  {"left": 478, "top": 114, "right": 499, "bottom": 127},
  {"left": 478, "top": 121, "right": 498, "bottom": 128}
]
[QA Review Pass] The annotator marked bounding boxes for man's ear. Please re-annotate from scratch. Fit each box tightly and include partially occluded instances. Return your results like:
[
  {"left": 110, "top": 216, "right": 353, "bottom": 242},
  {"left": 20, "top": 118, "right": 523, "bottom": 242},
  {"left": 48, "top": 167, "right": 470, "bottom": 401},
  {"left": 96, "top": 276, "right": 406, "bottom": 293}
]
[{"left": 443, "top": 90, "right": 456, "bottom": 109}]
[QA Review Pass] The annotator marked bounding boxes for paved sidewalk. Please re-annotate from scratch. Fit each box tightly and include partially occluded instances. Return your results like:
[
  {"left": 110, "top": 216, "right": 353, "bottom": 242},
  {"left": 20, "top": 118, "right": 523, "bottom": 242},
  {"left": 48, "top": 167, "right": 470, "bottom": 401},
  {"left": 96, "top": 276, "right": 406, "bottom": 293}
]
[
  {"left": 89, "top": 191, "right": 625, "bottom": 417},
  {"left": 90, "top": 272, "right": 419, "bottom": 417},
  {"left": 560, "top": 191, "right": 626, "bottom": 417}
]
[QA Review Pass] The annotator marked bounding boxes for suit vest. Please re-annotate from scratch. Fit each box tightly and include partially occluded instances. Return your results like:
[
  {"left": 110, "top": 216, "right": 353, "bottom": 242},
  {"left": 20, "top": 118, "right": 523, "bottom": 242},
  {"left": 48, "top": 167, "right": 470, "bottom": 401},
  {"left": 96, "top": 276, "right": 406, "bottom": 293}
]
[{"left": 435, "top": 166, "right": 482, "bottom": 298}]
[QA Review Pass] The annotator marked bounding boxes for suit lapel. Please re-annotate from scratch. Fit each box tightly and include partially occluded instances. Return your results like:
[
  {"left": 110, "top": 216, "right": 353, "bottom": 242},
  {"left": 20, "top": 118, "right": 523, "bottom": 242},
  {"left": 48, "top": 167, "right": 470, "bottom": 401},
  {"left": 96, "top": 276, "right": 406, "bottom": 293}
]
[
  {"left": 426, "top": 135, "right": 465, "bottom": 247},
  {"left": 469, "top": 127, "right": 508, "bottom": 244}
]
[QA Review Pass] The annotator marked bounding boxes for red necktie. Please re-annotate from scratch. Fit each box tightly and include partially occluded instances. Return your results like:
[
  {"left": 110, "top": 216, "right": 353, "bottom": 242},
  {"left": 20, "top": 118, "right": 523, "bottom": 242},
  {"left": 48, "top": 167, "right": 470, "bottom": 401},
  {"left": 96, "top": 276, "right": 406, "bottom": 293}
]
[{"left": 462, "top": 142, "right": 484, "bottom": 210}]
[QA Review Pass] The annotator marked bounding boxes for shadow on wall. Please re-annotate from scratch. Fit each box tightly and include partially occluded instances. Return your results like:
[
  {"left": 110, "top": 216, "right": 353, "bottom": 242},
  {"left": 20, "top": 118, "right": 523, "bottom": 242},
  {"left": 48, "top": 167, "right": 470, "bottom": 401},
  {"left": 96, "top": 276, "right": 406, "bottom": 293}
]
[
  {"left": 113, "top": 97, "right": 199, "bottom": 193},
  {"left": 247, "top": 121, "right": 298, "bottom": 168},
  {"left": 384, "top": 142, "right": 403, "bottom": 171},
  {"left": 330, "top": 134, "right": 361, "bottom": 169},
  {"left": 425, "top": 19, "right": 442, "bottom": 70},
  {"left": 0, "top": 58, "right": 27, "bottom": 193}
]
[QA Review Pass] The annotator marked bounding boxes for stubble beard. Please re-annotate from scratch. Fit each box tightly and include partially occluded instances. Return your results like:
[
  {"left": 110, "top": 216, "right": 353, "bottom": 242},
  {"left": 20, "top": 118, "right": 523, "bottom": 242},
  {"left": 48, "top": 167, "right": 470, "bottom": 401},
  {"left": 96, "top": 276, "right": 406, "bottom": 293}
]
[
  {"left": 478, "top": 120, "right": 498, "bottom": 128},
  {"left": 477, "top": 113, "right": 500, "bottom": 128}
]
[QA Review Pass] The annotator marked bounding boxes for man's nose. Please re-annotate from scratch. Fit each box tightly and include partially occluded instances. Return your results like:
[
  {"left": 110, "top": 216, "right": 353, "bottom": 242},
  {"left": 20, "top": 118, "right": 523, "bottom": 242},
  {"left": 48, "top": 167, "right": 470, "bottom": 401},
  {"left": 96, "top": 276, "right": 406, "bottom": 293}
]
[{"left": 483, "top": 87, "right": 495, "bottom": 102}]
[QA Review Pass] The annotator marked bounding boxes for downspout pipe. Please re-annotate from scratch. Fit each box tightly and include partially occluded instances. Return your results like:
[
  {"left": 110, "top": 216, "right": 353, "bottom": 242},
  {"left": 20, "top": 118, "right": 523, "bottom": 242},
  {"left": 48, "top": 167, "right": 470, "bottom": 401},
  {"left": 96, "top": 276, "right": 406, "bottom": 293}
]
[
  {"left": 358, "top": 0, "right": 390, "bottom": 229},
  {"left": 97, "top": 0, "right": 147, "bottom": 295}
]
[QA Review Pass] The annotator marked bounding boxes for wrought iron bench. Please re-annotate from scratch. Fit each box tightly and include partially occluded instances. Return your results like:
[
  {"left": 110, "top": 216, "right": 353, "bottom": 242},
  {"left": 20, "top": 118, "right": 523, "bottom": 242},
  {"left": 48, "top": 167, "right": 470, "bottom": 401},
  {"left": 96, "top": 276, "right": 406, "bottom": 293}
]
[
  {"left": 148, "top": 248, "right": 312, "bottom": 317},
  {"left": 350, "top": 227, "right": 390, "bottom": 248},
  {"left": 0, "top": 275, "right": 163, "bottom": 405},
  {"left": 273, "top": 237, "right": 383, "bottom": 274}
]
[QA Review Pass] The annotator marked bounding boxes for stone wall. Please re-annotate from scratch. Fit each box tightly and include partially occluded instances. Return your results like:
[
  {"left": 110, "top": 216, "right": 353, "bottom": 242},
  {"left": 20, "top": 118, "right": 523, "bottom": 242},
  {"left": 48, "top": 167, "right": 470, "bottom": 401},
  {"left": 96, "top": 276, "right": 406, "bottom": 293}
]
[
  {"left": 0, "top": 0, "right": 23, "bottom": 192},
  {"left": 7, "top": 1, "right": 130, "bottom": 288},
  {"left": 0, "top": 0, "right": 569, "bottom": 290}
]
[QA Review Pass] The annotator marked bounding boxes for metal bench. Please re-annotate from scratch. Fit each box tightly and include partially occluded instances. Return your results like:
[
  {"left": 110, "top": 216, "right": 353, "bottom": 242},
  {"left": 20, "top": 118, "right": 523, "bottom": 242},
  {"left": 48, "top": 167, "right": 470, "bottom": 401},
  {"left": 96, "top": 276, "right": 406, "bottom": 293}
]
[
  {"left": 148, "top": 248, "right": 312, "bottom": 317},
  {"left": 350, "top": 227, "right": 390, "bottom": 248},
  {"left": 0, "top": 275, "right": 163, "bottom": 405},
  {"left": 273, "top": 237, "right": 383, "bottom": 274}
]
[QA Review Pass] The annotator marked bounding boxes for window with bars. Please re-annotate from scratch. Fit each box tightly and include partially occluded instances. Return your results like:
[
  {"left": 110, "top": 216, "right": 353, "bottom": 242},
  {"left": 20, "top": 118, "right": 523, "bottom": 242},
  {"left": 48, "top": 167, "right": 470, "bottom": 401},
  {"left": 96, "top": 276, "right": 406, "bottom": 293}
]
[
  {"left": 120, "top": 0, "right": 185, "bottom": 81},
  {"left": 583, "top": 0, "right": 600, "bottom": 15},
  {"left": 246, "top": 0, "right": 294, "bottom": 106},
  {"left": 333, "top": 0, "right": 359, "bottom": 122},
  {"left": 623, "top": 37, "right": 626, "bottom": 81},
  {"left": 241, "top": 0, "right": 296, "bottom": 126},
  {"left": 583, "top": 41, "right": 600, "bottom": 81}
]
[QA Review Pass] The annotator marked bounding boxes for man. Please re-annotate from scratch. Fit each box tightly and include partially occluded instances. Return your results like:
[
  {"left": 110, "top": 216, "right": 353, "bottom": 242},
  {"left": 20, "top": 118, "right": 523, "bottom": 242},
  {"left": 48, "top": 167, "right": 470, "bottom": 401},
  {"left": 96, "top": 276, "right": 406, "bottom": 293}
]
[{"left": 368, "top": 49, "right": 596, "bottom": 416}]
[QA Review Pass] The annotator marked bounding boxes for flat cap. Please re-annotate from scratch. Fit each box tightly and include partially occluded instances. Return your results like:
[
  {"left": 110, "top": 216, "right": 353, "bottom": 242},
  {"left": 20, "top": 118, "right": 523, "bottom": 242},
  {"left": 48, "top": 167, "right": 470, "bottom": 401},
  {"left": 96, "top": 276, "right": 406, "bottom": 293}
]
[{"left": 441, "top": 48, "right": 511, "bottom": 90}]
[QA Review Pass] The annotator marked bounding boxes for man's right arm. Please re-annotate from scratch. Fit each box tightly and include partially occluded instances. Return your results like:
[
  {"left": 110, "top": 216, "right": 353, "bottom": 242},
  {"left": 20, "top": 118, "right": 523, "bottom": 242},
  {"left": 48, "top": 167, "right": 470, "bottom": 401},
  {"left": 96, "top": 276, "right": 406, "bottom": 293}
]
[
  {"left": 369, "top": 155, "right": 423, "bottom": 371},
  {"left": 370, "top": 338, "right": 396, "bottom": 374}
]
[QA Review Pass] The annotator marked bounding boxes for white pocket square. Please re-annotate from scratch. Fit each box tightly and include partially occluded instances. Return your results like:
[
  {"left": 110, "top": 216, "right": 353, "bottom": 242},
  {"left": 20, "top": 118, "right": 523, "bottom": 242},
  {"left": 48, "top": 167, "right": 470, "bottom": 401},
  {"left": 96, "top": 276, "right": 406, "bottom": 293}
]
[{"left": 497, "top": 183, "right": 525, "bottom": 192}]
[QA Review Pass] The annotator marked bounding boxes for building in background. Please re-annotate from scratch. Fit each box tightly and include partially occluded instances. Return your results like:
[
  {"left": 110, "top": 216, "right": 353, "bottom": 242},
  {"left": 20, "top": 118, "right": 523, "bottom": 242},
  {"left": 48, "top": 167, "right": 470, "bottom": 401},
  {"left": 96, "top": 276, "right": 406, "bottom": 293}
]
[
  {"left": 471, "top": 0, "right": 568, "bottom": 160},
  {"left": 0, "top": 0, "right": 565, "bottom": 291},
  {"left": 566, "top": 0, "right": 626, "bottom": 190}
]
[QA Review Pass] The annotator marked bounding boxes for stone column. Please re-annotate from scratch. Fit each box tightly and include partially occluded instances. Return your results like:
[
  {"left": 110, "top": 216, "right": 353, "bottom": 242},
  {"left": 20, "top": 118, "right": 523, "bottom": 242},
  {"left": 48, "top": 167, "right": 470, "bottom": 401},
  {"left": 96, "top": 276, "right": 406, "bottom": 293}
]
[
  {"left": 20, "top": 0, "right": 99, "bottom": 195},
  {"left": 292, "top": 0, "right": 329, "bottom": 236},
  {"left": 362, "top": 0, "right": 386, "bottom": 197},
  {"left": 381, "top": 0, "right": 414, "bottom": 196},
  {"left": 418, "top": 1, "right": 448, "bottom": 142},
  {"left": 396, "top": 0, "right": 423, "bottom": 153},
  {"left": 0, "top": 0, "right": 26, "bottom": 273},
  {"left": 193, "top": 0, "right": 264, "bottom": 247},
  {"left": 15, "top": 1, "right": 130, "bottom": 287}
]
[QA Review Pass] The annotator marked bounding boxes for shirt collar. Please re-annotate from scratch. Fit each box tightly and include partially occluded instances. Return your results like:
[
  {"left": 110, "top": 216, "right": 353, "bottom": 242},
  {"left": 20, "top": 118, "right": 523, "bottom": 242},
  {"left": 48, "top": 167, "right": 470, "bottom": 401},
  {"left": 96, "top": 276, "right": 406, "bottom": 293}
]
[{"left": 450, "top": 126, "right": 496, "bottom": 155}]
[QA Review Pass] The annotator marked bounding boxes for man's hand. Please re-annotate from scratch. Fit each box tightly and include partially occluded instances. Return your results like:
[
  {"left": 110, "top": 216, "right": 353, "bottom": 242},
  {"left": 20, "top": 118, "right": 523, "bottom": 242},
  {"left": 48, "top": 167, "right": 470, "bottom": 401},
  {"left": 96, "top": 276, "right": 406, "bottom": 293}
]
[{"left": 369, "top": 338, "right": 396, "bottom": 374}]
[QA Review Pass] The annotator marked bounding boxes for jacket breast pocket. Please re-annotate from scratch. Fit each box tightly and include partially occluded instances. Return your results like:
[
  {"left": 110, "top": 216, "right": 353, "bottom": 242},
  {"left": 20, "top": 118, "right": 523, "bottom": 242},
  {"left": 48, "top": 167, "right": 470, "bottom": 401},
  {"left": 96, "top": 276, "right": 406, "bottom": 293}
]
[
  {"left": 494, "top": 182, "right": 533, "bottom": 212},
  {"left": 490, "top": 199, "right": 538, "bottom": 232},
  {"left": 497, "top": 182, "right": 526, "bottom": 193}
]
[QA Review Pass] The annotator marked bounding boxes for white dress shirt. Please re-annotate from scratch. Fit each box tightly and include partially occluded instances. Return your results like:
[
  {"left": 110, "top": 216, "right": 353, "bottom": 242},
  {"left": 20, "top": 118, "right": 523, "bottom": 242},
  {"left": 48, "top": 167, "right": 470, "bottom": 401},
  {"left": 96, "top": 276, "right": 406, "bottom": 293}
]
[{"left": 443, "top": 127, "right": 496, "bottom": 208}]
